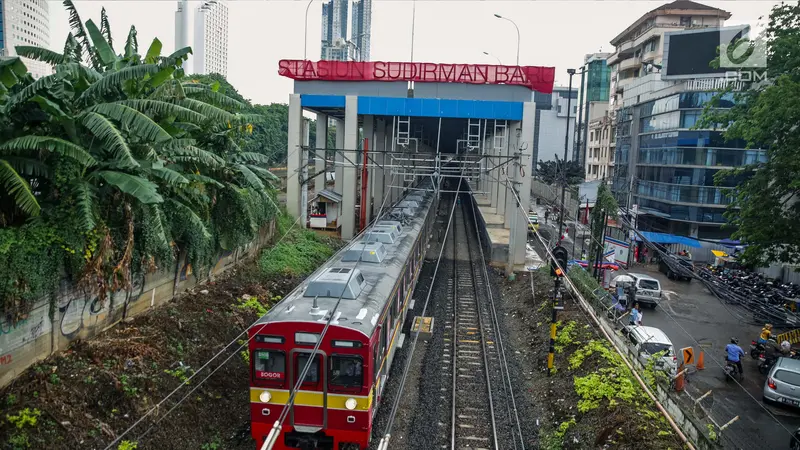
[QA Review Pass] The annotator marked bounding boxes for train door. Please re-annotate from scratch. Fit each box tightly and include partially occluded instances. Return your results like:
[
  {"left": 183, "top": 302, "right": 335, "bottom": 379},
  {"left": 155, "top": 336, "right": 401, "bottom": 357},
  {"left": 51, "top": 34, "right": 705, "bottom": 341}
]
[{"left": 289, "top": 350, "right": 327, "bottom": 430}]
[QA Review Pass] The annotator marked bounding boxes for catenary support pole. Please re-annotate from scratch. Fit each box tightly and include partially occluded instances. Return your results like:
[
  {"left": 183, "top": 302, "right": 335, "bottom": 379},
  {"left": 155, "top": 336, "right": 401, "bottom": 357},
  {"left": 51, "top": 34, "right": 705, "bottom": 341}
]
[
  {"left": 360, "top": 138, "right": 369, "bottom": 232},
  {"left": 557, "top": 70, "right": 575, "bottom": 242}
]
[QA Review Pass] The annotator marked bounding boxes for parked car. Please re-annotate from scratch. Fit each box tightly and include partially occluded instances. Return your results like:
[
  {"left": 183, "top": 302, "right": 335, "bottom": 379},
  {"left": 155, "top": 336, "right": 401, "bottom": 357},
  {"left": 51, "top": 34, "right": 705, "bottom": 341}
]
[
  {"left": 659, "top": 254, "right": 694, "bottom": 281},
  {"left": 621, "top": 325, "right": 677, "bottom": 375},
  {"left": 626, "top": 272, "right": 663, "bottom": 308},
  {"left": 764, "top": 357, "right": 800, "bottom": 408}
]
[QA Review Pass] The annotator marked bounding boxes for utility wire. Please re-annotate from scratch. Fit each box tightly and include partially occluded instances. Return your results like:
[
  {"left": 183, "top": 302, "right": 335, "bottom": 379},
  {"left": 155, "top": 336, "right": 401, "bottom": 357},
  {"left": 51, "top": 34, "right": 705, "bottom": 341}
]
[
  {"left": 376, "top": 172, "right": 464, "bottom": 450},
  {"left": 531, "top": 183, "right": 800, "bottom": 446},
  {"left": 502, "top": 173, "right": 695, "bottom": 448},
  {"left": 261, "top": 170, "right": 403, "bottom": 450},
  {"left": 103, "top": 212, "right": 304, "bottom": 450}
]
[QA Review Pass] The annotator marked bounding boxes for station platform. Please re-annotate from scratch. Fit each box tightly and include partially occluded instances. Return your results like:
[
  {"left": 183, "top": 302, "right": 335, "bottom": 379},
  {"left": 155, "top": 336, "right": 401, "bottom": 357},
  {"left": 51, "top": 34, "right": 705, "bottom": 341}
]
[{"left": 472, "top": 194, "right": 511, "bottom": 269}]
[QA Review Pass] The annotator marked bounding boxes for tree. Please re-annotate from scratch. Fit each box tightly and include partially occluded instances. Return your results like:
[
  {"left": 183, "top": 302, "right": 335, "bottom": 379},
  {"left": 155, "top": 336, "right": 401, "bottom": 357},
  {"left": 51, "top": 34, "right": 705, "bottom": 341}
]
[
  {"left": 0, "top": 3, "right": 278, "bottom": 311},
  {"left": 699, "top": 3, "right": 800, "bottom": 267},
  {"left": 537, "top": 159, "right": 584, "bottom": 186},
  {"left": 588, "top": 181, "right": 618, "bottom": 277}
]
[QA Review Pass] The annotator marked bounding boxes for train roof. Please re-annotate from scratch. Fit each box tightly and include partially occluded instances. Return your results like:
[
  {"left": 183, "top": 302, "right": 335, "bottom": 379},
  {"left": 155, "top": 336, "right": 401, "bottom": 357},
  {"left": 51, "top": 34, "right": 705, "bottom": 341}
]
[{"left": 254, "top": 184, "right": 435, "bottom": 337}]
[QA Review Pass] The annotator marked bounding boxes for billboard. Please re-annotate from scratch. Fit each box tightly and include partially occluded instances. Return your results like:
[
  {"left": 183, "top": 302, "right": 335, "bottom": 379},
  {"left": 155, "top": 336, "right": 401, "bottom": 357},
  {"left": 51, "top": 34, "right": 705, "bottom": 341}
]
[{"left": 661, "top": 25, "right": 749, "bottom": 80}]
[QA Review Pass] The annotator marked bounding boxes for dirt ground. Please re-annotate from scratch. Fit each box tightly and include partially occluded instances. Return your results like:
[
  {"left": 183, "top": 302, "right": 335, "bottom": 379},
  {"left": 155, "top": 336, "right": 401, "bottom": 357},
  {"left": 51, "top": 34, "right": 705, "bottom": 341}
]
[
  {"left": 491, "top": 268, "right": 689, "bottom": 450},
  {"left": 0, "top": 262, "right": 307, "bottom": 450}
]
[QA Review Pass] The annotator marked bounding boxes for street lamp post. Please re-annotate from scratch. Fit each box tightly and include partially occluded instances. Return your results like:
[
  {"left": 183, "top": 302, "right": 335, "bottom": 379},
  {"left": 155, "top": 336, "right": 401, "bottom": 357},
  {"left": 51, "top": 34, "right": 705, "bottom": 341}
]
[
  {"left": 303, "top": 0, "right": 315, "bottom": 61},
  {"left": 557, "top": 69, "right": 576, "bottom": 244},
  {"left": 493, "top": 14, "right": 520, "bottom": 65},
  {"left": 482, "top": 51, "right": 502, "bottom": 65}
]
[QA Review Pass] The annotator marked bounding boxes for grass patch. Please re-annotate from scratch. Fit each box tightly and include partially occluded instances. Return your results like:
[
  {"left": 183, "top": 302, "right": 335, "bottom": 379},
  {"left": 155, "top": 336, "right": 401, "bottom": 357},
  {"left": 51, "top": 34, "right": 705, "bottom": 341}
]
[{"left": 259, "top": 212, "right": 338, "bottom": 277}]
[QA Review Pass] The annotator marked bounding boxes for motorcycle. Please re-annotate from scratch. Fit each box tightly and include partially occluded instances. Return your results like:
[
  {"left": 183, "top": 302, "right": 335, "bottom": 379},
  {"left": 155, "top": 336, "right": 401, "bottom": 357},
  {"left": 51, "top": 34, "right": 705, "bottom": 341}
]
[
  {"left": 724, "top": 357, "right": 743, "bottom": 382},
  {"left": 759, "top": 352, "right": 777, "bottom": 375},
  {"left": 751, "top": 340, "right": 766, "bottom": 359}
]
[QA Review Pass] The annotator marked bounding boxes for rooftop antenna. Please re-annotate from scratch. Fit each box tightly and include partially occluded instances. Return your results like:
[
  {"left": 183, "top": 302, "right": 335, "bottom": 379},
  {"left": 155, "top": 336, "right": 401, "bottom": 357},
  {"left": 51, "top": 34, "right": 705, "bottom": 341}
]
[{"left": 310, "top": 295, "right": 320, "bottom": 315}]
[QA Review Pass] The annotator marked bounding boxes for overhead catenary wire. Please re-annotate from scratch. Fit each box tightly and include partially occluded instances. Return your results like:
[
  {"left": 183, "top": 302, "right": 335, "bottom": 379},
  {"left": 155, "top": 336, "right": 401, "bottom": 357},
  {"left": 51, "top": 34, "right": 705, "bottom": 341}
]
[
  {"left": 103, "top": 212, "right": 305, "bottom": 450},
  {"left": 467, "top": 192, "right": 525, "bottom": 450},
  {"left": 609, "top": 215, "right": 800, "bottom": 446},
  {"left": 376, "top": 172, "right": 464, "bottom": 450},
  {"left": 260, "top": 170, "right": 402, "bottom": 450},
  {"left": 109, "top": 167, "right": 399, "bottom": 448},
  {"left": 538, "top": 186, "right": 799, "bottom": 447},
  {"left": 501, "top": 172, "right": 695, "bottom": 449}
]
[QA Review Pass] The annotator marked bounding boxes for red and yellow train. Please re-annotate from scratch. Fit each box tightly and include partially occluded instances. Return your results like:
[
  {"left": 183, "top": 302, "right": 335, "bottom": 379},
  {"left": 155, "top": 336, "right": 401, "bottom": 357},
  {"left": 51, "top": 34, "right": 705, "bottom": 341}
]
[{"left": 248, "top": 187, "right": 436, "bottom": 450}]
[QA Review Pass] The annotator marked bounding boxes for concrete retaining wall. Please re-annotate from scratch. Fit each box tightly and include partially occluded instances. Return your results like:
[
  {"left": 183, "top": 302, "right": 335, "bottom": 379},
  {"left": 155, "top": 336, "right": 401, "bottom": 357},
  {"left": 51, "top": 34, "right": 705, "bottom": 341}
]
[{"left": 0, "top": 222, "right": 276, "bottom": 389}]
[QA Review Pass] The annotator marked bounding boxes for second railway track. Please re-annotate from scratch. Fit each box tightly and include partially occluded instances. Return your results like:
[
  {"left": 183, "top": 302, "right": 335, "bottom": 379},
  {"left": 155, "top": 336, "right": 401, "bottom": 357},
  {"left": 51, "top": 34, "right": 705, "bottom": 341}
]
[{"left": 449, "top": 198, "right": 499, "bottom": 450}]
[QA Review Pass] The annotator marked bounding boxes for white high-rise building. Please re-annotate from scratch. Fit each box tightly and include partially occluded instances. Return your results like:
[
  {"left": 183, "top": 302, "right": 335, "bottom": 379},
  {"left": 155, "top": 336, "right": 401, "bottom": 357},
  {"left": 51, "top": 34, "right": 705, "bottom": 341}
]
[
  {"left": 174, "top": 0, "right": 190, "bottom": 70},
  {"left": 193, "top": 0, "right": 228, "bottom": 77},
  {"left": 1, "top": 0, "right": 52, "bottom": 79}
]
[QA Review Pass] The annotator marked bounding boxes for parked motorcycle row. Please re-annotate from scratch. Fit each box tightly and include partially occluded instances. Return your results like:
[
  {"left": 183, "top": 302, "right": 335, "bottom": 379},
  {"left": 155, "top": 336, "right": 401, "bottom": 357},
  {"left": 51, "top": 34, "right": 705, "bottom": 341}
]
[{"left": 698, "top": 266, "right": 800, "bottom": 328}]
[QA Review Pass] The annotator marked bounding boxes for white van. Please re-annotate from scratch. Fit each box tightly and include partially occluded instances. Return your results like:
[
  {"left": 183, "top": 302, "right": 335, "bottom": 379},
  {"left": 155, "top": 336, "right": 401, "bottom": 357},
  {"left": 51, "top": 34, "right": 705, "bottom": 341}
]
[
  {"left": 621, "top": 325, "right": 677, "bottom": 375},
  {"left": 627, "top": 272, "right": 663, "bottom": 308}
]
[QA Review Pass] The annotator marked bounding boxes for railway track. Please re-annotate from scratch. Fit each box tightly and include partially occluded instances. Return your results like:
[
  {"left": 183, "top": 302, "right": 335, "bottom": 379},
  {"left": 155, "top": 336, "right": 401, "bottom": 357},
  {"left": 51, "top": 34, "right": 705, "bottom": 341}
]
[{"left": 448, "top": 198, "right": 499, "bottom": 450}]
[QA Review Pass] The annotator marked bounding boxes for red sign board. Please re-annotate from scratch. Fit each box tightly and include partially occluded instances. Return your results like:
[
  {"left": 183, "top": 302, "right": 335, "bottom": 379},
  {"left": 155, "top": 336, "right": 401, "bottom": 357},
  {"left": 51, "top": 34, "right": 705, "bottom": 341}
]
[{"left": 279, "top": 60, "right": 556, "bottom": 94}]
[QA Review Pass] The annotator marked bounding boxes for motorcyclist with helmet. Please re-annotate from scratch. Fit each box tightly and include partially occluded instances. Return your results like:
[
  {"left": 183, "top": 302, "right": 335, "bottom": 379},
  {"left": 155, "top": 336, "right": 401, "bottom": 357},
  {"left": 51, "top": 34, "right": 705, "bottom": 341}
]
[
  {"left": 726, "top": 337, "right": 745, "bottom": 378},
  {"left": 762, "top": 340, "right": 792, "bottom": 372}
]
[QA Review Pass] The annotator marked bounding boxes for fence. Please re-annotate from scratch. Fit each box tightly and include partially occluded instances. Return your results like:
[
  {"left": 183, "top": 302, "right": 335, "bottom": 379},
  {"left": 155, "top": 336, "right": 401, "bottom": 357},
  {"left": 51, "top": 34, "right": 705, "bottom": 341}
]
[
  {"left": 0, "top": 222, "right": 276, "bottom": 389},
  {"left": 566, "top": 265, "right": 719, "bottom": 450},
  {"left": 530, "top": 179, "right": 579, "bottom": 219}
]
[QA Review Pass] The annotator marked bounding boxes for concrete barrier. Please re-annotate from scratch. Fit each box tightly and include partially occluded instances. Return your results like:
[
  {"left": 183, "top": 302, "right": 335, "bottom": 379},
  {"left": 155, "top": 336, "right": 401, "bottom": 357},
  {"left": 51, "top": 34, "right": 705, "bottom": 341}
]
[{"left": 0, "top": 221, "right": 276, "bottom": 389}]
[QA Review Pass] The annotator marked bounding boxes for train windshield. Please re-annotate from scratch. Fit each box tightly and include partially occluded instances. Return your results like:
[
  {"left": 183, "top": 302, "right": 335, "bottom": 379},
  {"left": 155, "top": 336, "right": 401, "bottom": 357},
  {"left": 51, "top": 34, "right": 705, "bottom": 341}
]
[
  {"left": 296, "top": 354, "right": 321, "bottom": 384},
  {"left": 329, "top": 356, "right": 363, "bottom": 388},
  {"left": 254, "top": 350, "right": 286, "bottom": 381}
]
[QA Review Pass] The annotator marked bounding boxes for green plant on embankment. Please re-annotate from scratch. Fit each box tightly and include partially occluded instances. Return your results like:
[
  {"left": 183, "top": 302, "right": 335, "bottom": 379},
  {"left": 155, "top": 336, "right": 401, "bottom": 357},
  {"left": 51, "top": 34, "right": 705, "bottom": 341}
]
[{"left": 259, "top": 213, "right": 337, "bottom": 277}]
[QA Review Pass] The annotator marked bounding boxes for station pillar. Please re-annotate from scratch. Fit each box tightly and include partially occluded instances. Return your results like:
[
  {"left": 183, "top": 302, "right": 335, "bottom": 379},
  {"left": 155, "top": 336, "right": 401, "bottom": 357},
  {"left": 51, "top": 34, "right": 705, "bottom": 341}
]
[
  {"left": 315, "top": 113, "right": 328, "bottom": 192},
  {"left": 511, "top": 102, "right": 536, "bottom": 265},
  {"left": 286, "top": 94, "right": 303, "bottom": 219},
  {"left": 334, "top": 118, "right": 345, "bottom": 196},
  {"left": 504, "top": 121, "right": 522, "bottom": 229},
  {"left": 301, "top": 118, "right": 310, "bottom": 228},
  {"left": 362, "top": 115, "right": 375, "bottom": 227},
  {"left": 495, "top": 132, "right": 509, "bottom": 218},
  {"left": 340, "top": 95, "right": 359, "bottom": 240},
  {"left": 372, "top": 119, "right": 386, "bottom": 218}
]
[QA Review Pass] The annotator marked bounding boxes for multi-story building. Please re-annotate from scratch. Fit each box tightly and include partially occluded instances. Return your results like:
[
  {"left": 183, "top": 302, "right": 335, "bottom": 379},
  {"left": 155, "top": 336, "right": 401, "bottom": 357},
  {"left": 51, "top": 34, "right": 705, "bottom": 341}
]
[
  {"left": 608, "top": 0, "right": 730, "bottom": 111},
  {"left": 174, "top": 0, "right": 190, "bottom": 70},
  {"left": 350, "top": 0, "right": 371, "bottom": 61},
  {"left": 1, "top": 0, "right": 51, "bottom": 79},
  {"left": 193, "top": 0, "right": 228, "bottom": 77},
  {"left": 576, "top": 52, "right": 612, "bottom": 172},
  {"left": 320, "top": 0, "right": 348, "bottom": 61},
  {"left": 533, "top": 86, "right": 578, "bottom": 163},
  {"left": 607, "top": 0, "right": 767, "bottom": 239},
  {"left": 585, "top": 113, "right": 615, "bottom": 181}
]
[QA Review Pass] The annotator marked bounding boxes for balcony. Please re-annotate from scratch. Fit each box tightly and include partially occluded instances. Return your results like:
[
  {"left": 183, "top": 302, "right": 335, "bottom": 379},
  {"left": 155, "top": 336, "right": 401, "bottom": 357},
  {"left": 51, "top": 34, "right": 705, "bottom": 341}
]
[
  {"left": 636, "top": 180, "right": 734, "bottom": 206},
  {"left": 618, "top": 57, "right": 641, "bottom": 72}
]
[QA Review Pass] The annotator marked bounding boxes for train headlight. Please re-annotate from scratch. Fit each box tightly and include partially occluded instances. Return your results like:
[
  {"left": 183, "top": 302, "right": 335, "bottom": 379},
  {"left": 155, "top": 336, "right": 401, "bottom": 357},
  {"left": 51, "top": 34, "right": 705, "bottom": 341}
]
[
  {"left": 345, "top": 398, "right": 357, "bottom": 410},
  {"left": 259, "top": 391, "right": 272, "bottom": 403}
]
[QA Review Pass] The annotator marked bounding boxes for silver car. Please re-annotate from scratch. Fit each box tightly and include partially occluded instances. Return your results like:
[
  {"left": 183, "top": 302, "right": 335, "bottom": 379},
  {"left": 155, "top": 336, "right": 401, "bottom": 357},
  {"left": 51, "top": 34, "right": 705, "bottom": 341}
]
[{"left": 763, "top": 357, "right": 800, "bottom": 407}]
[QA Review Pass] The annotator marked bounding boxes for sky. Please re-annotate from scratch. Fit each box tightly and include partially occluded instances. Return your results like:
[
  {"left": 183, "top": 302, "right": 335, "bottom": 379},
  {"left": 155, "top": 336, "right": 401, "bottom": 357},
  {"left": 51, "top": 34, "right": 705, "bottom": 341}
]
[{"left": 46, "top": 0, "right": 778, "bottom": 105}]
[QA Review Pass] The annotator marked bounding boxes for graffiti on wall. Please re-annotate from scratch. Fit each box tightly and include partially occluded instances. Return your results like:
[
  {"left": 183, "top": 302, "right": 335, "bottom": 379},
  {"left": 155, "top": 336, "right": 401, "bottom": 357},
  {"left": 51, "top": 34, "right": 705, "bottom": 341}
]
[
  {"left": 58, "top": 278, "right": 144, "bottom": 340},
  {"left": 0, "top": 303, "right": 52, "bottom": 365}
]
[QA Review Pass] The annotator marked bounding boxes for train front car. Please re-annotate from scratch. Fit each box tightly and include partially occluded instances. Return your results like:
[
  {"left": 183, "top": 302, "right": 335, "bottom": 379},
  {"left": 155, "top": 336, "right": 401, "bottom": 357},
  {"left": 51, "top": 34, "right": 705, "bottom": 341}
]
[
  {"left": 248, "top": 317, "right": 373, "bottom": 450},
  {"left": 248, "top": 183, "right": 436, "bottom": 450}
]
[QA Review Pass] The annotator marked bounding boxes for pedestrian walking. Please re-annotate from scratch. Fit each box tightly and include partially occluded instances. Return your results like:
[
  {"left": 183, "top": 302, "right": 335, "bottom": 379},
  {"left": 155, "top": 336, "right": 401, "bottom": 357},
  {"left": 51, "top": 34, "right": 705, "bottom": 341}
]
[
  {"left": 636, "top": 308, "right": 643, "bottom": 326},
  {"left": 629, "top": 303, "right": 640, "bottom": 326}
]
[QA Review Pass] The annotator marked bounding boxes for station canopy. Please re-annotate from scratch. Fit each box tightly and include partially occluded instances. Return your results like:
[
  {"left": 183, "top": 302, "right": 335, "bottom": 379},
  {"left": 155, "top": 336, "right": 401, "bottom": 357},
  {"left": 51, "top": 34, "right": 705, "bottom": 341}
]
[{"left": 633, "top": 231, "right": 701, "bottom": 248}]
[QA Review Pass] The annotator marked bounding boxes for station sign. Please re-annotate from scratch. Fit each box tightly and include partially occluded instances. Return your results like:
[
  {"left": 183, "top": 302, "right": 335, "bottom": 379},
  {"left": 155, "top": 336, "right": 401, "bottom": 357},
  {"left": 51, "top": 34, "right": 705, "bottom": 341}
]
[{"left": 278, "top": 60, "right": 556, "bottom": 94}]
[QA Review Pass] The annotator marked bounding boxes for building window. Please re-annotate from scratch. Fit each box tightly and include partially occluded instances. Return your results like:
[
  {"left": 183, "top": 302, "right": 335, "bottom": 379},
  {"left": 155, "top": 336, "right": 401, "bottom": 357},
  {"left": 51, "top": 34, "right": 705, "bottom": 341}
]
[
  {"left": 557, "top": 105, "right": 562, "bottom": 114},
  {"left": 680, "top": 16, "right": 692, "bottom": 26}
]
